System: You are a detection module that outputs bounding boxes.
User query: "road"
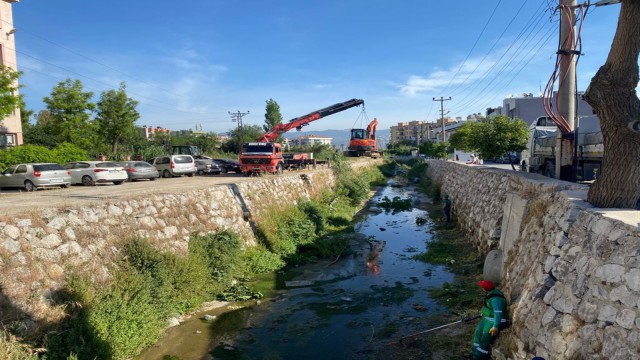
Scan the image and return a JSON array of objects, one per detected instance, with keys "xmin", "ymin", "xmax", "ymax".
[{"xmin": 0, "ymin": 158, "xmax": 377, "ymax": 217}]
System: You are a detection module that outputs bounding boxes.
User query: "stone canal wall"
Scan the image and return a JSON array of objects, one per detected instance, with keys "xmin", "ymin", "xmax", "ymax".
[
  {"xmin": 0, "ymin": 170, "xmax": 335, "ymax": 326},
  {"xmin": 427, "ymin": 160, "xmax": 640, "ymax": 360}
]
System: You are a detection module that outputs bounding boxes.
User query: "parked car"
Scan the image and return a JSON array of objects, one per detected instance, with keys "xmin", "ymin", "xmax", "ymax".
[
  {"xmin": 150, "ymin": 155, "xmax": 197, "ymax": 178},
  {"xmin": 64, "ymin": 161, "xmax": 128, "ymax": 186},
  {"xmin": 213, "ymin": 159, "xmax": 241, "ymax": 173},
  {"xmin": 0, "ymin": 163, "xmax": 71, "ymax": 191},
  {"xmin": 117, "ymin": 161, "xmax": 159, "ymax": 181},
  {"xmin": 195, "ymin": 159, "xmax": 223, "ymax": 175}
]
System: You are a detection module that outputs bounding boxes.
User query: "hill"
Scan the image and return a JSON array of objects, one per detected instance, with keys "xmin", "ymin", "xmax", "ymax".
[{"xmin": 283, "ymin": 128, "xmax": 390, "ymax": 150}]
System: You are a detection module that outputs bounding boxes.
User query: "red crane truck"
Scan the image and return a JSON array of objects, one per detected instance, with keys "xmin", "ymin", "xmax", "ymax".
[{"xmin": 240, "ymin": 98, "xmax": 365, "ymax": 176}]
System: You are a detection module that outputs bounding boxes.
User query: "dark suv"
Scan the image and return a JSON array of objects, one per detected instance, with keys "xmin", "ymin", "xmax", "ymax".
[{"xmin": 213, "ymin": 159, "xmax": 241, "ymax": 173}]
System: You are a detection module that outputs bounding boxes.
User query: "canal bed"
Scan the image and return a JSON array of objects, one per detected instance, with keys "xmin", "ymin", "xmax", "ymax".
[{"xmin": 139, "ymin": 179, "xmax": 457, "ymax": 360}]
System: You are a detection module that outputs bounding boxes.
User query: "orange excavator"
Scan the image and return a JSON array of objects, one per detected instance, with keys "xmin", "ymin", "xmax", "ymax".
[{"xmin": 345, "ymin": 118, "xmax": 383, "ymax": 158}]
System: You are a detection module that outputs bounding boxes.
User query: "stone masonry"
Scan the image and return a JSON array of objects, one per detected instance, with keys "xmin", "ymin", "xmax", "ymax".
[
  {"xmin": 0, "ymin": 170, "xmax": 335, "ymax": 327},
  {"xmin": 427, "ymin": 160, "xmax": 640, "ymax": 360}
]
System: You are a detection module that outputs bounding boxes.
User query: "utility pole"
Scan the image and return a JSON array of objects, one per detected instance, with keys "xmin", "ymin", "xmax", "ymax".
[
  {"xmin": 556, "ymin": 0, "xmax": 577, "ymax": 180},
  {"xmin": 433, "ymin": 97, "xmax": 452, "ymax": 142},
  {"xmin": 229, "ymin": 110, "xmax": 250, "ymax": 158}
]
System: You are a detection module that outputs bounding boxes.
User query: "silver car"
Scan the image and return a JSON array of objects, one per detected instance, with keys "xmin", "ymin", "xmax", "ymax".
[
  {"xmin": 0, "ymin": 163, "xmax": 71, "ymax": 191},
  {"xmin": 150, "ymin": 155, "xmax": 196, "ymax": 178},
  {"xmin": 64, "ymin": 161, "xmax": 128, "ymax": 186}
]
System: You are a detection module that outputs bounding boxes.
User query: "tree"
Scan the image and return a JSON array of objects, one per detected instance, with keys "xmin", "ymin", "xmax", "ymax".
[
  {"xmin": 264, "ymin": 98, "xmax": 283, "ymax": 143},
  {"xmin": 221, "ymin": 125, "xmax": 264, "ymax": 154},
  {"xmin": 0, "ymin": 65, "xmax": 22, "ymax": 121},
  {"xmin": 19, "ymin": 97, "xmax": 34, "ymax": 130},
  {"xmin": 419, "ymin": 141, "xmax": 450, "ymax": 159},
  {"xmin": 448, "ymin": 116, "xmax": 528, "ymax": 170},
  {"xmin": 583, "ymin": 0, "xmax": 640, "ymax": 209},
  {"xmin": 43, "ymin": 79, "xmax": 95, "ymax": 147},
  {"xmin": 95, "ymin": 83, "xmax": 140, "ymax": 153},
  {"xmin": 23, "ymin": 110, "xmax": 57, "ymax": 147}
]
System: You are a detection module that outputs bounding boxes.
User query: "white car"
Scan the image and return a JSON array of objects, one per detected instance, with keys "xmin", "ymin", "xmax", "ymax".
[{"xmin": 64, "ymin": 161, "xmax": 128, "ymax": 186}]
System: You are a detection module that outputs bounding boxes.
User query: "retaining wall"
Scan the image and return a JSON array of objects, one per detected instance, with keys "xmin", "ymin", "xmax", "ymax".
[
  {"xmin": 427, "ymin": 160, "xmax": 640, "ymax": 360},
  {"xmin": 0, "ymin": 170, "xmax": 335, "ymax": 328}
]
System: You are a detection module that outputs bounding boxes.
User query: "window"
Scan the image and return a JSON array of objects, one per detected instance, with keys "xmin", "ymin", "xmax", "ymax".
[
  {"xmin": 15, "ymin": 165, "xmax": 27, "ymax": 174},
  {"xmin": 0, "ymin": 133, "xmax": 16, "ymax": 147}
]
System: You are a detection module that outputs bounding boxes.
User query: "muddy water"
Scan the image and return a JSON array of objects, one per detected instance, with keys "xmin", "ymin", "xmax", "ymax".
[{"xmin": 138, "ymin": 181, "xmax": 454, "ymax": 360}]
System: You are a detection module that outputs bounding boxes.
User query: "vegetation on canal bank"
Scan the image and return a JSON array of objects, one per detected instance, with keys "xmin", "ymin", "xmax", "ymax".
[{"xmin": 0, "ymin": 158, "xmax": 391, "ymax": 360}]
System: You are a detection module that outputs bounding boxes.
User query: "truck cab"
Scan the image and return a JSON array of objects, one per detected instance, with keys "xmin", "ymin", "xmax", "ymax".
[{"xmin": 240, "ymin": 142, "xmax": 284, "ymax": 176}]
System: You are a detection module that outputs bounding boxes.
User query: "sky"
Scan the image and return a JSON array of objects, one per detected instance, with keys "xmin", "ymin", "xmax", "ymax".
[{"xmin": 10, "ymin": 1, "xmax": 629, "ymax": 135}]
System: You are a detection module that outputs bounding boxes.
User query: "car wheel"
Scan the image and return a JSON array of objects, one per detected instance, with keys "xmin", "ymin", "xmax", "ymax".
[
  {"xmin": 163, "ymin": 170, "xmax": 172, "ymax": 178},
  {"xmin": 113, "ymin": 181, "xmax": 124, "ymax": 185},
  {"xmin": 276, "ymin": 163, "xmax": 283, "ymax": 175},
  {"xmin": 61, "ymin": 184, "xmax": 70, "ymax": 189},
  {"xmin": 187, "ymin": 172, "xmax": 195, "ymax": 177},
  {"xmin": 82, "ymin": 176, "xmax": 96, "ymax": 186},
  {"xmin": 24, "ymin": 180, "xmax": 36, "ymax": 192},
  {"xmin": 543, "ymin": 162, "xmax": 555, "ymax": 178},
  {"xmin": 220, "ymin": 168, "xmax": 228, "ymax": 174},
  {"xmin": 198, "ymin": 170, "xmax": 205, "ymax": 176}
]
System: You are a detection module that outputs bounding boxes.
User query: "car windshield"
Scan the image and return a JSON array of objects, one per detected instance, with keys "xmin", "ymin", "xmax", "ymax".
[
  {"xmin": 33, "ymin": 164, "xmax": 65, "ymax": 171},
  {"xmin": 135, "ymin": 162, "xmax": 152, "ymax": 168}
]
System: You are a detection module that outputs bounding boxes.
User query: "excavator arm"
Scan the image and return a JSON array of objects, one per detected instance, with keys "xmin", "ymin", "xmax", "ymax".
[
  {"xmin": 366, "ymin": 118, "xmax": 378, "ymax": 139},
  {"xmin": 257, "ymin": 98, "xmax": 364, "ymax": 142}
]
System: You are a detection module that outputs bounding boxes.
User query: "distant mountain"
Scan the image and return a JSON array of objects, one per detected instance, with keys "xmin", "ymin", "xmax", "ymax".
[{"xmin": 283, "ymin": 128, "xmax": 391, "ymax": 150}]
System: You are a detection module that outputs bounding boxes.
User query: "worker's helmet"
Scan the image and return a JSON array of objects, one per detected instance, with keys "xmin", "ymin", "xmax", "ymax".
[{"xmin": 477, "ymin": 280, "xmax": 495, "ymax": 291}]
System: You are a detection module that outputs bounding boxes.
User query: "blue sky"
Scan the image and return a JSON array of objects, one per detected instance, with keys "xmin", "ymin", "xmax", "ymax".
[{"xmin": 12, "ymin": 1, "xmax": 627, "ymax": 134}]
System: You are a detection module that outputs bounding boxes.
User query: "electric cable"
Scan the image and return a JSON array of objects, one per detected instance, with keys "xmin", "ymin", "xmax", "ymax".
[
  {"xmin": 442, "ymin": 0, "xmax": 504, "ymax": 92},
  {"xmin": 2, "ymin": 18, "xmax": 190, "ymax": 100}
]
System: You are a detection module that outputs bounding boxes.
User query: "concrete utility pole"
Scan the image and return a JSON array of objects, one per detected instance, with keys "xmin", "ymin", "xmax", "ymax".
[
  {"xmin": 229, "ymin": 110, "xmax": 250, "ymax": 158},
  {"xmin": 433, "ymin": 97, "xmax": 452, "ymax": 142},
  {"xmin": 556, "ymin": 0, "xmax": 577, "ymax": 180}
]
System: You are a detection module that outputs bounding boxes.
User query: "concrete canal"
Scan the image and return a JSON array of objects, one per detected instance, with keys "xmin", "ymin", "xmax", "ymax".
[{"xmin": 139, "ymin": 179, "xmax": 459, "ymax": 360}]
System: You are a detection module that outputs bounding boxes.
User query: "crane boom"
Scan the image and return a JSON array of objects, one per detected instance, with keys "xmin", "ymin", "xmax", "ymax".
[{"xmin": 257, "ymin": 98, "xmax": 365, "ymax": 142}]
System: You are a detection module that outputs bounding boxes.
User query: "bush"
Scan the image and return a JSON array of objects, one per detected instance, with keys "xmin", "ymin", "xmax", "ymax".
[
  {"xmin": 121, "ymin": 238, "xmax": 212, "ymax": 314},
  {"xmin": 0, "ymin": 144, "xmax": 56, "ymax": 170},
  {"xmin": 189, "ymin": 231, "xmax": 244, "ymax": 286},
  {"xmin": 52, "ymin": 143, "xmax": 89, "ymax": 164},
  {"xmin": 89, "ymin": 269, "xmax": 165, "ymax": 360},
  {"xmin": 242, "ymin": 246, "xmax": 285, "ymax": 273}
]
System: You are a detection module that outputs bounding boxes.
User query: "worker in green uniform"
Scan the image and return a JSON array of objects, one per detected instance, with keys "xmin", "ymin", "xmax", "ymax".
[{"xmin": 471, "ymin": 280, "xmax": 509, "ymax": 360}]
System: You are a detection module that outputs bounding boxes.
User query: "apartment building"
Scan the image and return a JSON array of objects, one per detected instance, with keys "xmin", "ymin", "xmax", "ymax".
[
  {"xmin": 290, "ymin": 135, "xmax": 333, "ymax": 147},
  {"xmin": 141, "ymin": 125, "xmax": 172, "ymax": 140},
  {"xmin": 0, "ymin": 0, "xmax": 21, "ymax": 148},
  {"xmin": 390, "ymin": 121, "xmax": 439, "ymax": 145}
]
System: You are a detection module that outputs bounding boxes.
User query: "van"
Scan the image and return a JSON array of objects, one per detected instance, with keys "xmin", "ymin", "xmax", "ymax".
[{"xmin": 151, "ymin": 155, "xmax": 196, "ymax": 178}]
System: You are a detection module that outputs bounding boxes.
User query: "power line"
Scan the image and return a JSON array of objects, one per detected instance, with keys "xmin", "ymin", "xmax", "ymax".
[
  {"xmin": 2, "ymin": 18, "xmax": 189, "ymax": 100},
  {"xmin": 8, "ymin": 45, "xmax": 213, "ymax": 114},
  {"xmin": 229, "ymin": 110, "xmax": 250, "ymax": 156},
  {"xmin": 450, "ymin": 16, "xmax": 556, "ymax": 113},
  {"xmin": 448, "ymin": 7, "xmax": 555, "ymax": 114},
  {"xmin": 433, "ymin": 97, "xmax": 451, "ymax": 142},
  {"xmin": 442, "ymin": 0, "xmax": 504, "ymax": 93}
]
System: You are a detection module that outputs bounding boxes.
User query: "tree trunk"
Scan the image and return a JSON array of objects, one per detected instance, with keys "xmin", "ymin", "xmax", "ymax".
[{"xmin": 583, "ymin": 0, "xmax": 640, "ymax": 209}]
